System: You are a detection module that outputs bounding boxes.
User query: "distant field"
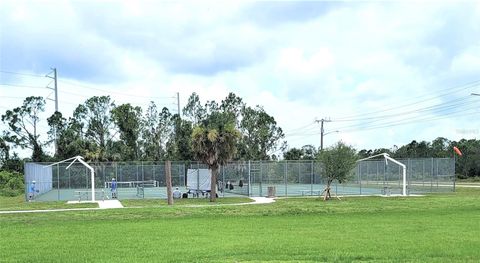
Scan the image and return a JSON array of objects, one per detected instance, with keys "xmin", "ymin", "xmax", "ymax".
[{"xmin": 1, "ymin": 189, "xmax": 479, "ymax": 262}]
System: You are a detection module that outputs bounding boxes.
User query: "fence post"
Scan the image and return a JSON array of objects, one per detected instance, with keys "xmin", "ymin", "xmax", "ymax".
[
  {"xmin": 142, "ymin": 161, "xmax": 144, "ymax": 184},
  {"xmin": 452, "ymin": 157, "xmax": 456, "ymax": 192},
  {"xmin": 166, "ymin": 160, "xmax": 173, "ymax": 205},
  {"xmin": 259, "ymin": 161, "xmax": 263, "ymax": 197},
  {"xmin": 311, "ymin": 161, "xmax": 313, "ymax": 195},
  {"xmin": 222, "ymin": 164, "xmax": 225, "ymax": 197},
  {"xmin": 422, "ymin": 159, "xmax": 425, "ymax": 187},
  {"xmin": 298, "ymin": 162, "xmax": 300, "ymax": 184},
  {"xmin": 358, "ymin": 162, "xmax": 362, "ymax": 195},
  {"xmin": 284, "ymin": 161, "xmax": 288, "ymax": 197},
  {"xmin": 248, "ymin": 161, "xmax": 251, "ymax": 197},
  {"xmin": 57, "ymin": 164, "xmax": 60, "ymax": 201},
  {"xmin": 430, "ymin": 157, "xmax": 433, "ymax": 192}
]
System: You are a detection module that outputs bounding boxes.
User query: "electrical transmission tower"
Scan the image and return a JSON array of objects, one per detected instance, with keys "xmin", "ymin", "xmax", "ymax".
[{"xmin": 46, "ymin": 68, "xmax": 58, "ymax": 155}]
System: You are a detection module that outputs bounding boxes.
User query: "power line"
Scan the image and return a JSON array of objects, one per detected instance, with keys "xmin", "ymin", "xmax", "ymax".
[
  {"xmin": 0, "ymin": 70, "xmax": 45, "ymax": 78},
  {"xmin": 284, "ymin": 121, "xmax": 317, "ymax": 134},
  {"xmin": 339, "ymin": 107, "xmax": 479, "ymax": 133},
  {"xmin": 332, "ymin": 80, "xmax": 480, "ymax": 120},
  {"xmin": 285, "ymin": 99, "xmax": 480, "ymax": 137},
  {"xmin": 58, "ymin": 89, "xmax": 177, "ymax": 110},
  {"xmin": 0, "ymin": 96, "xmax": 30, "ymax": 99},
  {"xmin": 0, "ymin": 83, "xmax": 47, "ymax": 89},
  {"xmin": 332, "ymin": 96, "xmax": 474, "ymax": 122},
  {"xmin": 332, "ymin": 96, "xmax": 479, "ymax": 131},
  {"xmin": 59, "ymin": 79, "xmax": 176, "ymax": 100}
]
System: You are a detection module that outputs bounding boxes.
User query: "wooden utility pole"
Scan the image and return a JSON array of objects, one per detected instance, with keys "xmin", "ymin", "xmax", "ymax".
[
  {"xmin": 165, "ymin": 161, "xmax": 173, "ymax": 205},
  {"xmin": 315, "ymin": 118, "xmax": 331, "ymax": 150}
]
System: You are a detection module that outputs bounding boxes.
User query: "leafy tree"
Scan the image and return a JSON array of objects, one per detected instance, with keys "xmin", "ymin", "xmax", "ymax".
[
  {"xmin": 142, "ymin": 103, "xmax": 172, "ymax": 161},
  {"xmin": 47, "ymin": 111, "xmax": 64, "ymax": 157},
  {"xmin": 451, "ymin": 139, "xmax": 480, "ymax": 178},
  {"xmin": 239, "ymin": 106, "xmax": 285, "ymax": 160},
  {"xmin": 191, "ymin": 111, "xmax": 240, "ymax": 202},
  {"xmin": 48, "ymin": 112, "xmax": 93, "ymax": 160},
  {"xmin": 394, "ymin": 140, "xmax": 430, "ymax": 158},
  {"xmin": 301, "ymin": 145, "xmax": 318, "ymax": 160},
  {"xmin": 358, "ymin": 149, "xmax": 373, "ymax": 158},
  {"xmin": 1, "ymin": 153, "xmax": 24, "ymax": 174},
  {"xmin": 283, "ymin": 145, "xmax": 318, "ymax": 160},
  {"xmin": 431, "ymin": 137, "xmax": 450, "ymax": 158},
  {"xmin": 167, "ymin": 114, "xmax": 193, "ymax": 161},
  {"xmin": 0, "ymin": 136, "xmax": 10, "ymax": 168},
  {"xmin": 318, "ymin": 141, "xmax": 357, "ymax": 201},
  {"xmin": 220, "ymin": 92, "xmax": 245, "ymax": 125},
  {"xmin": 0, "ymin": 170, "xmax": 24, "ymax": 196},
  {"xmin": 1, "ymin": 96, "xmax": 47, "ymax": 161},
  {"xmin": 112, "ymin": 103, "xmax": 143, "ymax": 160},
  {"xmin": 73, "ymin": 96, "xmax": 115, "ymax": 161},
  {"xmin": 283, "ymin": 147, "xmax": 303, "ymax": 160},
  {"xmin": 183, "ymin": 92, "xmax": 206, "ymax": 125}
]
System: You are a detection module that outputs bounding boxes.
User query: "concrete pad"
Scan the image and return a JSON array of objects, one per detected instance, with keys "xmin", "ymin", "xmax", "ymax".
[
  {"xmin": 97, "ymin": 200, "xmax": 124, "ymax": 209},
  {"xmin": 67, "ymin": 200, "xmax": 96, "ymax": 204},
  {"xmin": 250, "ymin": 197, "xmax": 276, "ymax": 204}
]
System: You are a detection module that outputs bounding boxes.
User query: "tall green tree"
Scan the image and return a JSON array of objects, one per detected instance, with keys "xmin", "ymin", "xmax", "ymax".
[
  {"xmin": 0, "ymin": 136, "xmax": 10, "ymax": 168},
  {"xmin": 318, "ymin": 141, "xmax": 357, "ymax": 201},
  {"xmin": 142, "ymin": 103, "xmax": 173, "ymax": 161},
  {"xmin": 1, "ymin": 96, "xmax": 47, "ymax": 161},
  {"xmin": 183, "ymin": 92, "xmax": 206, "ymax": 125},
  {"xmin": 191, "ymin": 111, "xmax": 240, "ymax": 202},
  {"xmin": 283, "ymin": 147, "xmax": 303, "ymax": 160},
  {"xmin": 431, "ymin": 137, "xmax": 450, "ymax": 158},
  {"xmin": 73, "ymin": 96, "xmax": 115, "ymax": 161},
  {"xmin": 451, "ymin": 139, "xmax": 480, "ymax": 178},
  {"xmin": 167, "ymin": 114, "xmax": 193, "ymax": 161},
  {"xmin": 220, "ymin": 92, "xmax": 245, "ymax": 125},
  {"xmin": 301, "ymin": 145, "xmax": 318, "ymax": 160},
  {"xmin": 239, "ymin": 106, "xmax": 285, "ymax": 160},
  {"xmin": 48, "ymin": 112, "xmax": 92, "ymax": 160},
  {"xmin": 112, "ymin": 103, "xmax": 143, "ymax": 160}
]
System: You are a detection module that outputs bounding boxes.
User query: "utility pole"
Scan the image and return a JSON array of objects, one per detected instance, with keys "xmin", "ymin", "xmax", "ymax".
[
  {"xmin": 177, "ymin": 92, "xmax": 181, "ymax": 118},
  {"xmin": 46, "ymin": 68, "xmax": 58, "ymax": 155},
  {"xmin": 46, "ymin": 68, "xmax": 58, "ymax": 112},
  {"xmin": 316, "ymin": 118, "xmax": 331, "ymax": 151}
]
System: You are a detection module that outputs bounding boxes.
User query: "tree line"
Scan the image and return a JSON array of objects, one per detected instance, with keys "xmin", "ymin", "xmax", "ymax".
[
  {"xmin": 1, "ymin": 92, "xmax": 479, "ymax": 180},
  {"xmin": 0, "ymin": 92, "xmax": 285, "ymax": 168},
  {"xmin": 284, "ymin": 137, "xmax": 480, "ymax": 178}
]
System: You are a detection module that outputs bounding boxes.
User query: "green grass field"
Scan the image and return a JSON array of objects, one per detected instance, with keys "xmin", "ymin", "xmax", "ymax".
[
  {"xmin": 1, "ymin": 189, "xmax": 479, "ymax": 262},
  {"xmin": 0, "ymin": 196, "xmax": 98, "ymax": 211}
]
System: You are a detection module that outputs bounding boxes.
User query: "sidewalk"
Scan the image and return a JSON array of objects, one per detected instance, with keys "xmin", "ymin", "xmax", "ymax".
[{"xmin": 0, "ymin": 197, "xmax": 273, "ymax": 214}]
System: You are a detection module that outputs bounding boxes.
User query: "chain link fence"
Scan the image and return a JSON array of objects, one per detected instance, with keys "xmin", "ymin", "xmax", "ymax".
[
  {"xmin": 25, "ymin": 161, "xmax": 186, "ymax": 201},
  {"xmin": 25, "ymin": 158, "xmax": 455, "ymax": 201}
]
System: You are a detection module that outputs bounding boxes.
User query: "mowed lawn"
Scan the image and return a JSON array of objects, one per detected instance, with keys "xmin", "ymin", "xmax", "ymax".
[{"xmin": 1, "ymin": 190, "xmax": 480, "ymax": 262}]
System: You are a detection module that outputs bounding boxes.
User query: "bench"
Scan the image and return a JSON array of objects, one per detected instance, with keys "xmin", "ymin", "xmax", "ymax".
[
  {"xmin": 75, "ymin": 190, "xmax": 106, "ymax": 201},
  {"xmin": 300, "ymin": 190, "xmax": 323, "ymax": 196}
]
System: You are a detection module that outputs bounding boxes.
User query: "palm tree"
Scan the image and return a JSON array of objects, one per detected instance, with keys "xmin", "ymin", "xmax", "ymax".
[{"xmin": 191, "ymin": 112, "xmax": 240, "ymax": 202}]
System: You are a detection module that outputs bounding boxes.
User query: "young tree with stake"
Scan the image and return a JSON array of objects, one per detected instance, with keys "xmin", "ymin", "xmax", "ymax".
[{"xmin": 318, "ymin": 142, "xmax": 357, "ymax": 201}]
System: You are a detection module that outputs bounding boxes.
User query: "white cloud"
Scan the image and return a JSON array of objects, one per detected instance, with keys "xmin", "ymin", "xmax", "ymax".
[
  {"xmin": 2, "ymin": 0, "xmax": 480, "ymax": 158},
  {"xmin": 451, "ymin": 45, "xmax": 480, "ymax": 73}
]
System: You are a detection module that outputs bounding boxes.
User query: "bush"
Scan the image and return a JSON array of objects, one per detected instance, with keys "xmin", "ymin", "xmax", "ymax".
[{"xmin": 0, "ymin": 170, "xmax": 24, "ymax": 197}]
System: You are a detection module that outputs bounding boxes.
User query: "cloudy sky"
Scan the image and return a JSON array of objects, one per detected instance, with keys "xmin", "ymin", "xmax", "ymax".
[{"xmin": 1, "ymin": 0, "xmax": 480, "ymax": 157}]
